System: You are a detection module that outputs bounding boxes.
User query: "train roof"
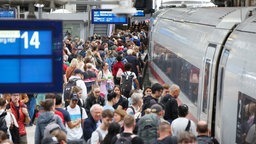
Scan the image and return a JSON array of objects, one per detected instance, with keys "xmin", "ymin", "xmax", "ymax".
[{"xmin": 157, "ymin": 7, "xmax": 256, "ymax": 29}]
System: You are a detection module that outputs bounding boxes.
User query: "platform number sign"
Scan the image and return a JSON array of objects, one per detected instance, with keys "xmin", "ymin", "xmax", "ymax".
[{"xmin": 0, "ymin": 20, "xmax": 63, "ymax": 93}]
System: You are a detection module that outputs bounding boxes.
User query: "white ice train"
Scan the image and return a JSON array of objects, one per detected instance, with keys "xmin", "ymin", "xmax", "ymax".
[{"xmin": 149, "ymin": 7, "xmax": 256, "ymax": 143}]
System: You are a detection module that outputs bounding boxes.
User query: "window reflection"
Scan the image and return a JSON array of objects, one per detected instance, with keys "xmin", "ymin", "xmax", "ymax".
[
  {"xmin": 236, "ymin": 92, "xmax": 256, "ymax": 144},
  {"xmin": 153, "ymin": 42, "xmax": 199, "ymax": 104}
]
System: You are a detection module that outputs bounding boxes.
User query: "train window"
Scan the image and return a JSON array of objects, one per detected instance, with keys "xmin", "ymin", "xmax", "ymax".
[
  {"xmin": 236, "ymin": 92, "xmax": 256, "ymax": 144},
  {"xmin": 153, "ymin": 42, "xmax": 199, "ymax": 104},
  {"xmin": 202, "ymin": 44, "xmax": 216, "ymax": 113},
  {"xmin": 202, "ymin": 59, "xmax": 211, "ymax": 113}
]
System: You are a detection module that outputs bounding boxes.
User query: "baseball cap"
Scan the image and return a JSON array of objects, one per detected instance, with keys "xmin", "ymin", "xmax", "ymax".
[
  {"xmin": 71, "ymin": 94, "xmax": 79, "ymax": 101},
  {"xmin": 150, "ymin": 104, "xmax": 163, "ymax": 113}
]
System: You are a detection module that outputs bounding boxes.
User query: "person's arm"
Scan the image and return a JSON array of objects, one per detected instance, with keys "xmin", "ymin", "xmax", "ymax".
[
  {"xmin": 134, "ymin": 78, "xmax": 140, "ymax": 90},
  {"xmin": 171, "ymin": 100, "xmax": 179, "ymax": 120},
  {"xmin": 96, "ymin": 52, "xmax": 103, "ymax": 62},
  {"xmin": 67, "ymin": 120, "xmax": 81, "ymax": 129},
  {"xmin": 56, "ymin": 116, "xmax": 67, "ymax": 133},
  {"xmin": 22, "ymin": 107, "xmax": 31, "ymax": 125}
]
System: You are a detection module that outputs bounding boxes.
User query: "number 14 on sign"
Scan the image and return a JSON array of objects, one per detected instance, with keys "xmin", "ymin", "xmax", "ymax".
[{"xmin": 20, "ymin": 31, "xmax": 40, "ymax": 49}]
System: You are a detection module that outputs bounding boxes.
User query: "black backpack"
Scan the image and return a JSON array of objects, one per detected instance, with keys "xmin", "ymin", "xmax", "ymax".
[
  {"xmin": 115, "ymin": 133, "xmax": 136, "ymax": 144},
  {"xmin": 121, "ymin": 72, "xmax": 134, "ymax": 97},
  {"xmin": 63, "ymin": 78, "xmax": 79, "ymax": 101},
  {"xmin": 0, "ymin": 112, "xmax": 8, "ymax": 134}
]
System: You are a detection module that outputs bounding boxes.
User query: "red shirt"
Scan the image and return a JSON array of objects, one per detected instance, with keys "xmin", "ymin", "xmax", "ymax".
[
  {"xmin": 55, "ymin": 110, "xmax": 65, "ymax": 125},
  {"xmin": 112, "ymin": 62, "xmax": 125, "ymax": 77}
]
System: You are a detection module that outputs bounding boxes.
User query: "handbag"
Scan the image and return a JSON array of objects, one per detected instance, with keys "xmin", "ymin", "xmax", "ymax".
[{"xmin": 10, "ymin": 114, "xmax": 20, "ymax": 144}]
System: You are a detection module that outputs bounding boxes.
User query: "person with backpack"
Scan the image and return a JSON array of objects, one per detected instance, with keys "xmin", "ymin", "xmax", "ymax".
[
  {"xmin": 160, "ymin": 84, "xmax": 180, "ymax": 124},
  {"xmin": 112, "ymin": 55, "xmax": 125, "ymax": 85},
  {"xmin": 35, "ymin": 99, "xmax": 66, "ymax": 144},
  {"xmin": 196, "ymin": 120, "xmax": 219, "ymax": 144},
  {"xmin": 97, "ymin": 63, "xmax": 114, "ymax": 97},
  {"xmin": 126, "ymin": 92, "xmax": 143, "ymax": 121},
  {"xmin": 137, "ymin": 111, "xmax": 160, "ymax": 144},
  {"xmin": 120, "ymin": 63, "xmax": 140, "ymax": 98},
  {"xmin": 125, "ymin": 49, "xmax": 141, "ymax": 78},
  {"xmin": 156, "ymin": 121, "xmax": 177, "ymax": 144},
  {"xmin": 141, "ymin": 83, "xmax": 163, "ymax": 116},
  {"xmin": 0, "ymin": 98, "xmax": 19, "ymax": 143},
  {"xmin": 111, "ymin": 115, "xmax": 144, "ymax": 144},
  {"xmin": 171, "ymin": 104, "xmax": 197, "ymax": 137},
  {"xmin": 65, "ymin": 94, "xmax": 87, "ymax": 143},
  {"xmin": 64, "ymin": 69, "xmax": 87, "ymax": 107}
]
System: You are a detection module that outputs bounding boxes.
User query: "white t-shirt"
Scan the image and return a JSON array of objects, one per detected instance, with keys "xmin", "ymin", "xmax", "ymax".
[
  {"xmin": 66, "ymin": 105, "xmax": 88, "ymax": 140},
  {"xmin": 121, "ymin": 71, "xmax": 137, "ymax": 89},
  {"xmin": 90, "ymin": 127, "xmax": 108, "ymax": 144},
  {"xmin": 171, "ymin": 117, "xmax": 197, "ymax": 136}
]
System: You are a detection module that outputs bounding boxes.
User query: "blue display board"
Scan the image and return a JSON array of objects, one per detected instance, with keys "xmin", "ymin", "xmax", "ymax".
[
  {"xmin": 0, "ymin": 20, "xmax": 63, "ymax": 93},
  {"xmin": 91, "ymin": 9, "xmax": 128, "ymax": 24},
  {"xmin": 134, "ymin": 10, "xmax": 145, "ymax": 17},
  {"xmin": 0, "ymin": 8, "xmax": 16, "ymax": 18}
]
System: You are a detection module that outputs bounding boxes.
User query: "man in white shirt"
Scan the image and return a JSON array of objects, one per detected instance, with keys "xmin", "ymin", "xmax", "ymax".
[
  {"xmin": 66, "ymin": 94, "xmax": 88, "ymax": 143},
  {"xmin": 90, "ymin": 109, "xmax": 113, "ymax": 144},
  {"xmin": 171, "ymin": 104, "xmax": 197, "ymax": 136}
]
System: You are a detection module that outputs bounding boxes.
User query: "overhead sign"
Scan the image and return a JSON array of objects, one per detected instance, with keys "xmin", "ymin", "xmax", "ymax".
[
  {"xmin": 133, "ymin": 10, "xmax": 145, "ymax": 17},
  {"xmin": 0, "ymin": 20, "xmax": 63, "ymax": 93},
  {"xmin": 0, "ymin": 8, "xmax": 16, "ymax": 18},
  {"xmin": 91, "ymin": 9, "xmax": 128, "ymax": 24}
]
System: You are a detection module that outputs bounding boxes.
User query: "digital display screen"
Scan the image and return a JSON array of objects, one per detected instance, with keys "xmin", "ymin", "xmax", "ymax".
[
  {"xmin": 91, "ymin": 9, "xmax": 128, "ymax": 24},
  {"xmin": 0, "ymin": 20, "xmax": 63, "ymax": 93},
  {"xmin": 0, "ymin": 8, "xmax": 16, "ymax": 18},
  {"xmin": 134, "ymin": 10, "xmax": 145, "ymax": 17}
]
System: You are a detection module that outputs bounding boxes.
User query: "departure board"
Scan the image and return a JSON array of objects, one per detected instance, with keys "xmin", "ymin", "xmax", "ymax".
[
  {"xmin": 91, "ymin": 9, "xmax": 128, "ymax": 24},
  {"xmin": 0, "ymin": 20, "xmax": 63, "ymax": 93},
  {"xmin": 133, "ymin": 10, "xmax": 145, "ymax": 17},
  {"xmin": 0, "ymin": 8, "xmax": 16, "ymax": 18}
]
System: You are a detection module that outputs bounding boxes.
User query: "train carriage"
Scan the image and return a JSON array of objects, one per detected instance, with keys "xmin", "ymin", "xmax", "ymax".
[{"xmin": 149, "ymin": 7, "xmax": 256, "ymax": 143}]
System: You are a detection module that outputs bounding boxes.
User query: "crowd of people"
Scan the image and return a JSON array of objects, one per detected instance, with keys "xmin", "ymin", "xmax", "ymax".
[{"xmin": 0, "ymin": 22, "xmax": 219, "ymax": 144}]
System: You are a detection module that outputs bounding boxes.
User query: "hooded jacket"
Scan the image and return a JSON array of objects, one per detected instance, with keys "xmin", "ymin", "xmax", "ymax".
[{"xmin": 34, "ymin": 111, "xmax": 66, "ymax": 144}]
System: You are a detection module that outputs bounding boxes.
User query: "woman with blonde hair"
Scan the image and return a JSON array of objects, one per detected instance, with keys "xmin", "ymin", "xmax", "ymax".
[
  {"xmin": 71, "ymin": 86, "xmax": 85, "ymax": 108},
  {"xmin": 65, "ymin": 58, "xmax": 78, "ymax": 80}
]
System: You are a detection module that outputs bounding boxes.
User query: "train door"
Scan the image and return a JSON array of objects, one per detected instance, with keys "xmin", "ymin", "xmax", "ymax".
[
  {"xmin": 200, "ymin": 44, "xmax": 216, "ymax": 123},
  {"xmin": 214, "ymin": 49, "xmax": 229, "ymax": 141}
]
